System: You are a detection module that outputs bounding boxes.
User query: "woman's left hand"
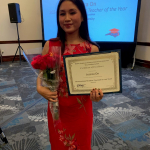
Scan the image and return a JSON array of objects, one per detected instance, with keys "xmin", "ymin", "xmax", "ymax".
[{"xmin": 90, "ymin": 88, "xmax": 104, "ymax": 102}]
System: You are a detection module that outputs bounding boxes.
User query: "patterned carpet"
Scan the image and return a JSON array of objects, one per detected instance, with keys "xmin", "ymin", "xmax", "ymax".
[{"xmin": 0, "ymin": 61, "xmax": 150, "ymax": 150}]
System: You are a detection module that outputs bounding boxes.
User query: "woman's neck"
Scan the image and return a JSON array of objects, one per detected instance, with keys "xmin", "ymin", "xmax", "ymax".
[{"xmin": 65, "ymin": 30, "xmax": 84, "ymax": 44}]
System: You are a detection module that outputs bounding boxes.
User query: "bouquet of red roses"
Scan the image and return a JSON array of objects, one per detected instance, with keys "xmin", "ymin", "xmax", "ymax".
[
  {"xmin": 24, "ymin": 46, "xmax": 61, "ymax": 121},
  {"xmin": 31, "ymin": 53, "xmax": 59, "ymax": 81}
]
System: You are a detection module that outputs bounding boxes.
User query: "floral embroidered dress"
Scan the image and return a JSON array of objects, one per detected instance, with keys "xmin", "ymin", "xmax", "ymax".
[{"xmin": 47, "ymin": 40, "xmax": 93, "ymax": 150}]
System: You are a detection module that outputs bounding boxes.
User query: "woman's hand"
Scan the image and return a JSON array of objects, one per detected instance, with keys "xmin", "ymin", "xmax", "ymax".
[
  {"xmin": 37, "ymin": 86, "xmax": 58, "ymax": 102},
  {"xmin": 90, "ymin": 88, "xmax": 104, "ymax": 102}
]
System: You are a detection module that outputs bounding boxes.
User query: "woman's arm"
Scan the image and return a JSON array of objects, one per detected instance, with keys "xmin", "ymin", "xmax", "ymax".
[
  {"xmin": 36, "ymin": 41, "xmax": 58, "ymax": 102},
  {"xmin": 90, "ymin": 44, "xmax": 104, "ymax": 102},
  {"xmin": 42, "ymin": 41, "xmax": 49, "ymax": 55}
]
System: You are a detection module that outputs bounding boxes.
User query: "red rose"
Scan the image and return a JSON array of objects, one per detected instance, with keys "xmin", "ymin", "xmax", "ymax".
[
  {"xmin": 31, "ymin": 53, "xmax": 61, "ymax": 70},
  {"xmin": 47, "ymin": 57, "xmax": 55, "ymax": 68},
  {"xmin": 33, "ymin": 55, "xmax": 42, "ymax": 61},
  {"xmin": 40, "ymin": 61, "xmax": 47, "ymax": 70},
  {"xmin": 31, "ymin": 60, "xmax": 40, "ymax": 69},
  {"xmin": 31, "ymin": 55, "xmax": 43, "ymax": 69},
  {"xmin": 31, "ymin": 55, "xmax": 47, "ymax": 70},
  {"xmin": 43, "ymin": 54, "xmax": 55, "ymax": 68}
]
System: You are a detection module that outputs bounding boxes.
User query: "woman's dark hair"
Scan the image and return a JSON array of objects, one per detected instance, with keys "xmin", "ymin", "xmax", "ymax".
[{"xmin": 52, "ymin": 0, "xmax": 99, "ymax": 54}]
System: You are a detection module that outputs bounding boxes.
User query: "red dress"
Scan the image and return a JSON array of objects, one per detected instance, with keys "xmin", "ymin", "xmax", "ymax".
[{"xmin": 47, "ymin": 40, "xmax": 93, "ymax": 150}]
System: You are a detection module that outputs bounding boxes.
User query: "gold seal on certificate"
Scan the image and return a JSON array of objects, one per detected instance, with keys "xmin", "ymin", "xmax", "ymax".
[{"xmin": 63, "ymin": 50, "xmax": 122, "ymax": 95}]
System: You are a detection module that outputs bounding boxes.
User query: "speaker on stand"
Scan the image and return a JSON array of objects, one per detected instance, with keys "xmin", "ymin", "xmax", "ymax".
[{"xmin": 8, "ymin": 3, "xmax": 24, "ymax": 65}]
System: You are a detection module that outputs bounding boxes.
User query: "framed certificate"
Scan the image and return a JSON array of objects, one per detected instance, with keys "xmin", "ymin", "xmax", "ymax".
[{"xmin": 63, "ymin": 50, "xmax": 122, "ymax": 95}]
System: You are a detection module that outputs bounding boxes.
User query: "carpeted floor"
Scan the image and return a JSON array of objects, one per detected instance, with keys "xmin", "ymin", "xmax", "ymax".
[{"xmin": 0, "ymin": 61, "xmax": 150, "ymax": 150}]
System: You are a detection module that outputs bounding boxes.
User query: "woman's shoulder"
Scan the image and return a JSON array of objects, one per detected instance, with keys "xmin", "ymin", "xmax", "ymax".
[
  {"xmin": 49, "ymin": 38, "xmax": 61, "ymax": 46},
  {"xmin": 42, "ymin": 38, "xmax": 61, "ymax": 55},
  {"xmin": 91, "ymin": 44, "xmax": 99, "ymax": 52},
  {"xmin": 44, "ymin": 38, "xmax": 61, "ymax": 46},
  {"xmin": 85, "ymin": 41, "xmax": 99, "ymax": 52}
]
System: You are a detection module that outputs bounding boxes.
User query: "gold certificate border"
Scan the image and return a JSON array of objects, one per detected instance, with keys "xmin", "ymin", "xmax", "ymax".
[{"xmin": 65, "ymin": 52, "xmax": 120, "ymax": 94}]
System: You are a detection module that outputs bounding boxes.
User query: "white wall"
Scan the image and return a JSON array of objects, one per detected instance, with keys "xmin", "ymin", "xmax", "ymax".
[
  {"xmin": 136, "ymin": 0, "xmax": 150, "ymax": 61},
  {"xmin": 0, "ymin": 0, "xmax": 150, "ymax": 61},
  {"xmin": 0, "ymin": 0, "xmax": 42, "ymax": 56}
]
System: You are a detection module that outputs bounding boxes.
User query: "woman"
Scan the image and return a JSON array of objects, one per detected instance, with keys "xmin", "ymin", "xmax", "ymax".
[{"xmin": 37, "ymin": 0, "xmax": 104, "ymax": 149}]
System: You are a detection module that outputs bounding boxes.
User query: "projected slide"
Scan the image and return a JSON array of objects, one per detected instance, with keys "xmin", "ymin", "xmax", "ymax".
[{"xmin": 42, "ymin": 0, "xmax": 139, "ymax": 42}]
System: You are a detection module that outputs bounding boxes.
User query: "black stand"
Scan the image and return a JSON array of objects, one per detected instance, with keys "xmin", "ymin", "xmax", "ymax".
[
  {"xmin": 0, "ymin": 127, "xmax": 8, "ymax": 144},
  {"xmin": 12, "ymin": 23, "xmax": 24, "ymax": 65}
]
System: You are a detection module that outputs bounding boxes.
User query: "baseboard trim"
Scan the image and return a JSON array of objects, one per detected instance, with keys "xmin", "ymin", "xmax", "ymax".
[
  {"xmin": 2, "ymin": 55, "xmax": 26, "ymax": 62},
  {"xmin": 0, "ymin": 40, "xmax": 43, "ymax": 44},
  {"xmin": 1, "ymin": 56, "xmax": 150, "ymax": 69},
  {"xmin": 2, "ymin": 56, "xmax": 150, "ymax": 67},
  {"xmin": 135, "ymin": 59, "xmax": 150, "ymax": 68},
  {"xmin": 137, "ymin": 42, "xmax": 150, "ymax": 46}
]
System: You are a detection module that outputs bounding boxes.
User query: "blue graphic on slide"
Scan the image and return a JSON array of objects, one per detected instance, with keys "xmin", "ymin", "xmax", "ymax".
[{"xmin": 41, "ymin": 0, "xmax": 139, "ymax": 42}]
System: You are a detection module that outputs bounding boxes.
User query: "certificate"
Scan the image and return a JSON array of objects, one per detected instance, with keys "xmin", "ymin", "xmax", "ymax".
[{"xmin": 63, "ymin": 50, "xmax": 122, "ymax": 95}]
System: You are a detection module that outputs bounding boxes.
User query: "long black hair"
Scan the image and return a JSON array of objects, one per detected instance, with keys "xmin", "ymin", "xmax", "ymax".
[{"xmin": 54, "ymin": 0, "xmax": 99, "ymax": 53}]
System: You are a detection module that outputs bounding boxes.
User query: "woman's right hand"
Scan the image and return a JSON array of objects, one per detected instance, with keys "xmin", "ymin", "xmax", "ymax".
[{"xmin": 37, "ymin": 86, "xmax": 58, "ymax": 102}]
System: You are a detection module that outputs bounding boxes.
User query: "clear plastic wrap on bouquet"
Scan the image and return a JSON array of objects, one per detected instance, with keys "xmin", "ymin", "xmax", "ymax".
[{"xmin": 23, "ymin": 46, "xmax": 61, "ymax": 123}]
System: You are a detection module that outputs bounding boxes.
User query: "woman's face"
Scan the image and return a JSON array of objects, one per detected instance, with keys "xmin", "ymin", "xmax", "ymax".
[{"xmin": 59, "ymin": 0, "xmax": 83, "ymax": 34}]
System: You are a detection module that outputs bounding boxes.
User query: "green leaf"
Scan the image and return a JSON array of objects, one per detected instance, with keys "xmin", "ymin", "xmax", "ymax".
[
  {"xmin": 77, "ymin": 98, "xmax": 82, "ymax": 104},
  {"xmin": 66, "ymin": 143, "xmax": 70, "ymax": 147},
  {"xmin": 43, "ymin": 71, "xmax": 47, "ymax": 79},
  {"xmin": 69, "ymin": 134, "xmax": 71, "ymax": 140},
  {"xmin": 66, "ymin": 137, "xmax": 69, "ymax": 140},
  {"xmin": 72, "ymin": 134, "xmax": 75, "ymax": 140},
  {"xmin": 79, "ymin": 105, "xmax": 83, "ymax": 109}
]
